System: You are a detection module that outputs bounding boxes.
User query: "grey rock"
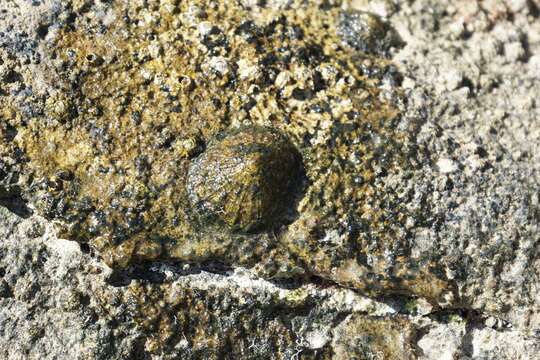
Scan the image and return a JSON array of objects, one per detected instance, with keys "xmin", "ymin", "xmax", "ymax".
[{"xmin": 0, "ymin": 0, "xmax": 539, "ymax": 359}]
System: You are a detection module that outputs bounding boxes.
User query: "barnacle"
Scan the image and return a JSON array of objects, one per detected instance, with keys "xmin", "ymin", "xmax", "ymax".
[
  {"xmin": 338, "ymin": 10, "xmax": 402, "ymax": 55},
  {"xmin": 187, "ymin": 126, "xmax": 304, "ymax": 232}
]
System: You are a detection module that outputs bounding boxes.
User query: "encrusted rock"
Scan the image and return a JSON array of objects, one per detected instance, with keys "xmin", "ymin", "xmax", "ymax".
[{"xmin": 0, "ymin": 0, "xmax": 450, "ymax": 302}]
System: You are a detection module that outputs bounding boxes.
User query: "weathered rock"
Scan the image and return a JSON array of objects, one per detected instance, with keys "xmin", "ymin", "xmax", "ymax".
[{"xmin": 0, "ymin": 0, "xmax": 539, "ymax": 358}]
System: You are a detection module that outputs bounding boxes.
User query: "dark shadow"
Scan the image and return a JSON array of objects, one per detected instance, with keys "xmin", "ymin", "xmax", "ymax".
[
  {"xmin": 105, "ymin": 260, "xmax": 232, "ymax": 287},
  {"xmin": 0, "ymin": 192, "xmax": 32, "ymax": 218},
  {"xmin": 199, "ymin": 260, "xmax": 233, "ymax": 275},
  {"xmin": 105, "ymin": 270, "xmax": 133, "ymax": 287},
  {"xmin": 270, "ymin": 274, "xmax": 338, "ymax": 291}
]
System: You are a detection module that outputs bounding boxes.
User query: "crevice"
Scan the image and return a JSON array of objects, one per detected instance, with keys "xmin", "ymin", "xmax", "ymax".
[
  {"xmin": 105, "ymin": 260, "xmax": 232, "ymax": 287},
  {"xmin": 270, "ymin": 274, "xmax": 338, "ymax": 291},
  {"xmin": 0, "ymin": 191, "xmax": 32, "ymax": 218}
]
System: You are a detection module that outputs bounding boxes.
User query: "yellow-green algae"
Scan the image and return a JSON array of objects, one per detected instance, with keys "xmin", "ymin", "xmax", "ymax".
[
  {"xmin": 332, "ymin": 314, "xmax": 417, "ymax": 359},
  {"xmin": 1, "ymin": 0, "xmax": 454, "ymax": 304}
]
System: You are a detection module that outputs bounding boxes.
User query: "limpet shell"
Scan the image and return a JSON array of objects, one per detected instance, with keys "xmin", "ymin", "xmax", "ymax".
[{"xmin": 186, "ymin": 126, "xmax": 304, "ymax": 232}]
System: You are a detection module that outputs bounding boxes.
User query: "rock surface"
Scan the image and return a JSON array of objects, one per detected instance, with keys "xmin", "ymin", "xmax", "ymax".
[{"xmin": 0, "ymin": 0, "xmax": 539, "ymax": 359}]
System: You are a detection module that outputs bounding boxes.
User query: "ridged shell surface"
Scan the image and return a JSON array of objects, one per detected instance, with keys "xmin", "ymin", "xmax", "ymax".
[{"xmin": 187, "ymin": 126, "xmax": 304, "ymax": 232}]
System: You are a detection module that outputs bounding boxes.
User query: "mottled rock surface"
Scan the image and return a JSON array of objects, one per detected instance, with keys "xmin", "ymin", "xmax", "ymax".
[{"xmin": 0, "ymin": 0, "xmax": 539, "ymax": 359}]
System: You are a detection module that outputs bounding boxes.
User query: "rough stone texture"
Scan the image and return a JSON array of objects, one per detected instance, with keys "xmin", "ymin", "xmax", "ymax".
[
  {"xmin": 2, "ymin": 207, "xmax": 540, "ymax": 359},
  {"xmin": 392, "ymin": 0, "xmax": 540, "ymax": 332},
  {"xmin": 1, "ymin": 0, "xmax": 539, "ymax": 359}
]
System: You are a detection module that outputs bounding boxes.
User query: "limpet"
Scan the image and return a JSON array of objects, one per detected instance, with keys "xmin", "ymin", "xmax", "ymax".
[{"xmin": 186, "ymin": 126, "xmax": 304, "ymax": 232}]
